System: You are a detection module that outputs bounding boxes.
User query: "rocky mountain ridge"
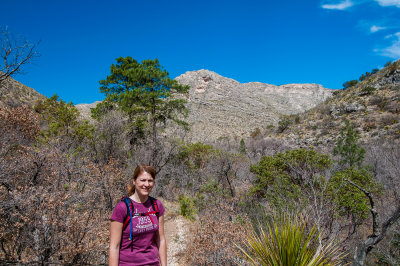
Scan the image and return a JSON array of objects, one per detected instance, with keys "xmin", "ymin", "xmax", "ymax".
[
  {"xmin": 1, "ymin": 70, "xmax": 334, "ymax": 143},
  {"xmin": 175, "ymin": 69, "xmax": 333, "ymax": 141}
]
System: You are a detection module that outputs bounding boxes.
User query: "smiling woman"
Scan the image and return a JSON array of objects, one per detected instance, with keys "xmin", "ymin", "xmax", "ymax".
[{"xmin": 109, "ymin": 165, "xmax": 166, "ymax": 266}]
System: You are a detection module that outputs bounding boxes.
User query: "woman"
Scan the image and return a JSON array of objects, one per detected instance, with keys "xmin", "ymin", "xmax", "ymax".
[{"xmin": 109, "ymin": 165, "xmax": 167, "ymax": 266}]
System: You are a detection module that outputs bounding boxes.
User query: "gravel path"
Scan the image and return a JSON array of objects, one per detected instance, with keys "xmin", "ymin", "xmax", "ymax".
[{"xmin": 165, "ymin": 216, "xmax": 189, "ymax": 265}]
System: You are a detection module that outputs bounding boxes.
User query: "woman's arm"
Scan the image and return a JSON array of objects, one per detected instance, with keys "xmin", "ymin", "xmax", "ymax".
[
  {"xmin": 109, "ymin": 221, "xmax": 123, "ymax": 266},
  {"xmin": 157, "ymin": 215, "xmax": 167, "ymax": 266}
]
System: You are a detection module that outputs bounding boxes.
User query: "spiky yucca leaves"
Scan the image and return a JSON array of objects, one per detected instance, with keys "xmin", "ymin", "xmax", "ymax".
[{"xmin": 238, "ymin": 216, "xmax": 345, "ymax": 266}]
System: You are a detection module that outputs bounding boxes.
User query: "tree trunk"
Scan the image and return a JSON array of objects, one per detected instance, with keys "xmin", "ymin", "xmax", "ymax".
[
  {"xmin": 352, "ymin": 244, "xmax": 368, "ymax": 266},
  {"xmin": 346, "ymin": 179, "xmax": 400, "ymax": 265},
  {"xmin": 151, "ymin": 98, "xmax": 157, "ymax": 166}
]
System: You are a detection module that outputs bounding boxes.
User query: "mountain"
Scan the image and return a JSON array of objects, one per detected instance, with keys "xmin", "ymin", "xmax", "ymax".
[
  {"xmin": 0, "ymin": 76, "xmax": 45, "ymax": 108},
  {"xmin": 175, "ymin": 70, "xmax": 334, "ymax": 142},
  {"xmin": 1, "ymin": 70, "xmax": 334, "ymax": 143}
]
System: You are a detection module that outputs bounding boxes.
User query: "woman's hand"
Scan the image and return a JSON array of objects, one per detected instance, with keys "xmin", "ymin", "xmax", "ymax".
[{"xmin": 109, "ymin": 221, "xmax": 123, "ymax": 266}]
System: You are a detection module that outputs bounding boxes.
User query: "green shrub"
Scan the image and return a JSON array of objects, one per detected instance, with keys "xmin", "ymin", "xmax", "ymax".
[
  {"xmin": 360, "ymin": 86, "xmax": 376, "ymax": 95},
  {"xmin": 343, "ymin": 80, "xmax": 358, "ymax": 89},
  {"xmin": 239, "ymin": 138, "xmax": 247, "ymax": 154},
  {"xmin": 327, "ymin": 167, "xmax": 382, "ymax": 222},
  {"xmin": 177, "ymin": 142, "xmax": 215, "ymax": 169},
  {"xmin": 178, "ymin": 194, "xmax": 197, "ymax": 220},
  {"xmin": 237, "ymin": 215, "xmax": 344, "ymax": 266},
  {"xmin": 294, "ymin": 115, "xmax": 301, "ymax": 124},
  {"xmin": 384, "ymin": 60, "xmax": 392, "ymax": 67},
  {"xmin": 332, "ymin": 90, "xmax": 341, "ymax": 96},
  {"xmin": 249, "ymin": 149, "xmax": 332, "ymax": 212},
  {"xmin": 277, "ymin": 115, "xmax": 291, "ymax": 133}
]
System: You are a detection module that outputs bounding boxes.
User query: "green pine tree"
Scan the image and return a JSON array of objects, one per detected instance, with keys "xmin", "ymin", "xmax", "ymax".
[
  {"xmin": 333, "ymin": 120, "xmax": 365, "ymax": 168},
  {"xmin": 98, "ymin": 57, "xmax": 189, "ymax": 164},
  {"xmin": 239, "ymin": 138, "xmax": 246, "ymax": 154}
]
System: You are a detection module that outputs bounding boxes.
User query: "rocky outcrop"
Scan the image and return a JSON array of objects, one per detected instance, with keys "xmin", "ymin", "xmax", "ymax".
[{"xmin": 176, "ymin": 70, "xmax": 334, "ymax": 142}]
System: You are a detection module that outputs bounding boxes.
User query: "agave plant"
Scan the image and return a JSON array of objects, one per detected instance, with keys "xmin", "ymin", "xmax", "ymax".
[{"xmin": 237, "ymin": 215, "xmax": 345, "ymax": 266}]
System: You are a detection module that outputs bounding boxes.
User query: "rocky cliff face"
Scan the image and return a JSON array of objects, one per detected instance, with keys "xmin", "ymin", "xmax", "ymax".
[{"xmin": 175, "ymin": 70, "xmax": 333, "ymax": 142}]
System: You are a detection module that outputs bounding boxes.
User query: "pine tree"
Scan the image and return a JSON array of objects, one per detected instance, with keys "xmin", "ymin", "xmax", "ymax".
[
  {"xmin": 239, "ymin": 138, "xmax": 246, "ymax": 154},
  {"xmin": 99, "ymin": 57, "xmax": 189, "ymax": 164},
  {"xmin": 333, "ymin": 120, "xmax": 365, "ymax": 168}
]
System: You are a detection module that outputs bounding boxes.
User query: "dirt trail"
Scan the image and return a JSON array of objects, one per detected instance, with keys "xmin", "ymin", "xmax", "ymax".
[{"xmin": 162, "ymin": 199, "xmax": 192, "ymax": 266}]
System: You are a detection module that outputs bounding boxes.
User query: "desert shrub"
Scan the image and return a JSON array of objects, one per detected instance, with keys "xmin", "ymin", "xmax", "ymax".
[
  {"xmin": 277, "ymin": 115, "xmax": 291, "ymax": 133},
  {"xmin": 384, "ymin": 60, "xmax": 392, "ymax": 68},
  {"xmin": 384, "ymin": 100, "xmax": 400, "ymax": 114},
  {"xmin": 247, "ymin": 137, "xmax": 290, "ymax": 158},
  {"xmin": 184, "ymin": 204, "xmax": 250, "ymax": 265},
  {"xmin": 343, "ymin": 79, "xmax": 358, "ymax": 89},
  {"xmin": 250, "ymin": 127, "xmax": 262, "ymax": 138},
  {"xmin": 327, "ymin": 167, "xmax": 382, "ymax": 223},
  {"xmin": 360, "ymin": 86, "xmax": 377, "ymax": 95},
  {"xmin": 237, "ymin": 199, "xmax": 269, "ymax": 228},
  {"xmin": 332, "ymin": 90, "xmax": 341, "ymax": 96},
  {"xmin": 90, "ymin": 110, "xmax": 130, "ymax": 164},
  {"xmin": 294, "ymin": 115, "xmax": 301, "ymax": 124},
  {"xmin": 0, "ymin": 144, "xmax": 120, "ymax": 265},
  {"xmin": 238, "ymin": 215, "xmax": 344, "ymax": 266},
  {"xmin": 239, "ymin": 138, "xmax": 247, "ymax": 154},
  {"xmin": 176, "ymin": 142, "xmax": 216, "ymax": 170},
  {"xmin": 359, "ymin": 70, "xmax": 378, "ymax": 82},
  {"xmin": 0, "ymin": 106, "xmax": 39, "ymax": 146},
  {"xmin": 363, "ymin": 121, "xmax": 377, "ymax": 132},
  {"xmin": 316, "ymin": 104, "xmax": 332, "ymax": 116},
  {"xmin": 369, "ymin": 95, "xmax": 388, "ymax": 111},
  {"xmin": 362, "ymin": 115, "xmax": 377, "ymax": 132},
  {"xmin": 379, "ymin": 114, "xmax": 399, "ymax": 127},
  {"xmin": 178, "ymin": 194, "xmax": 197, "ymax": 220},
  {"xmin": 318, "ymin": 128, "xmax": 330, "ymax": 137},
  {"xmin": 373, "ymin": 222, "xmax": 400, "ymax": 265},
  {"xmin": 90, "ymin": 100, "xmax": 116, "ymax": 120},
  {"xmin": 324, "ymin": 118, "xmax": 336, "ymax": 129},
  {"xmin": 249, "ymin": 149, "xmax": 332, "ymax": 212}
]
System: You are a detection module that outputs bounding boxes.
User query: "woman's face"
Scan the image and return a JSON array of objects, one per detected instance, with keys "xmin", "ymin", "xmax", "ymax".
[{"xmin": 133, "ymin": 171, "xmax": 154, "ymax": 197}]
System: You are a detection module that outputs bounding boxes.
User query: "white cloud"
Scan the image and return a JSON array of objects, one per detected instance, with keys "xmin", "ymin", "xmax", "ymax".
[
  {"xmin": 322, "ymin": 0, "xmax": 354, "ymax": 9},
  {"xmin": 370, "ymin": 25, "xmax": 386, "ymax": 32},
  {"xmin": 375, "ymin": 0, "xmax": 400, "ymax": 7},
  {"xmin": 378, "ymin": 32, "xmax": 400, "ymax": 58}
]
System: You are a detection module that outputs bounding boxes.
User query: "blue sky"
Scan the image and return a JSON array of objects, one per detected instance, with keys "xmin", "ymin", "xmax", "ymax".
[{"xmin": 1, "ymin": 0, "xmax": 400, "ymax": 104}]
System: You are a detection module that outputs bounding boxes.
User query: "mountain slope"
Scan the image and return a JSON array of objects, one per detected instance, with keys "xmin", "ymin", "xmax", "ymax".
[
  {"xmin": 0, "ymin": 76, "xmax": 45, "ymax": 108},
  {"xmin": 269, "ymin": 60, "xmax": 400, "ymax": 147},
  {"xmin": 176, "ymin": 69, "xmax": 333, "ymax": 142}
]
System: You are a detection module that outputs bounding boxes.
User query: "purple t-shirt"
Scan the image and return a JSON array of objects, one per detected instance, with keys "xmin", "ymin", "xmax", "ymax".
[{"xmin": 110, "ymin": 197, "xmax": 165, "ymax": 266}]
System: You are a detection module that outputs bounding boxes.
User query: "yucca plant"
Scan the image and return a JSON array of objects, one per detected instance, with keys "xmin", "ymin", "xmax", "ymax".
[{"xmin": 237, "ymin": 215, "xmax": 345, "ymax": 266}]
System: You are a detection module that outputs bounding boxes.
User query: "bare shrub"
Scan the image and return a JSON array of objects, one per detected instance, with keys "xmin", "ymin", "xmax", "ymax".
[
  {"xmin": 0, "ymin": 107, "xmax": 124, "ymax": 264},
  {"xmin": 385, "ymin": 100, "xmax": 400, "ymax": 113},
  {"xmin": 369, "ymin": 95, "xmax": 389, "ymax": 111},
  {"xmin": 183, "ymin": 203, "xmax": 250, "ymax": 265},
  {"xmin": 246, "ymin": 137, "xmax": 290, "ymax": 158},
  {"xmin": 378, "ymin": 114, "xmax": 399, "ymax": 127},
  {"xmin": 0, "ymin": 106, "xmax": 39, "ymax": 147},
  {"xmin": 90, "ymin": 110, "xmax": 130, "ymax": 165}
]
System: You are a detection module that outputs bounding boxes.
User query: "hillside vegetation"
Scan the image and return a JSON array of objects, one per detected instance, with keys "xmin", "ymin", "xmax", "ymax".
[
  {"xmin": 251, "ymin": 60, "xmax": 400, "ymax": 150},
  {"xmin": 0, "ymin": 59, "xmax": 399, "ymax": 265}
]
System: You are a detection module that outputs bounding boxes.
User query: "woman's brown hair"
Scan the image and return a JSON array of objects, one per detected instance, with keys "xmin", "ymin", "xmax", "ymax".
[{"xmin": 127, "ymin": 165, "xmax": 156, "ymax": 196}]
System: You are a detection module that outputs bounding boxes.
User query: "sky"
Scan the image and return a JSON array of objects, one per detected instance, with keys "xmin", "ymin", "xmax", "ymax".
[{"xmin": 1, "ymin": 0, "xmax": 400, "ymax": 104}]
